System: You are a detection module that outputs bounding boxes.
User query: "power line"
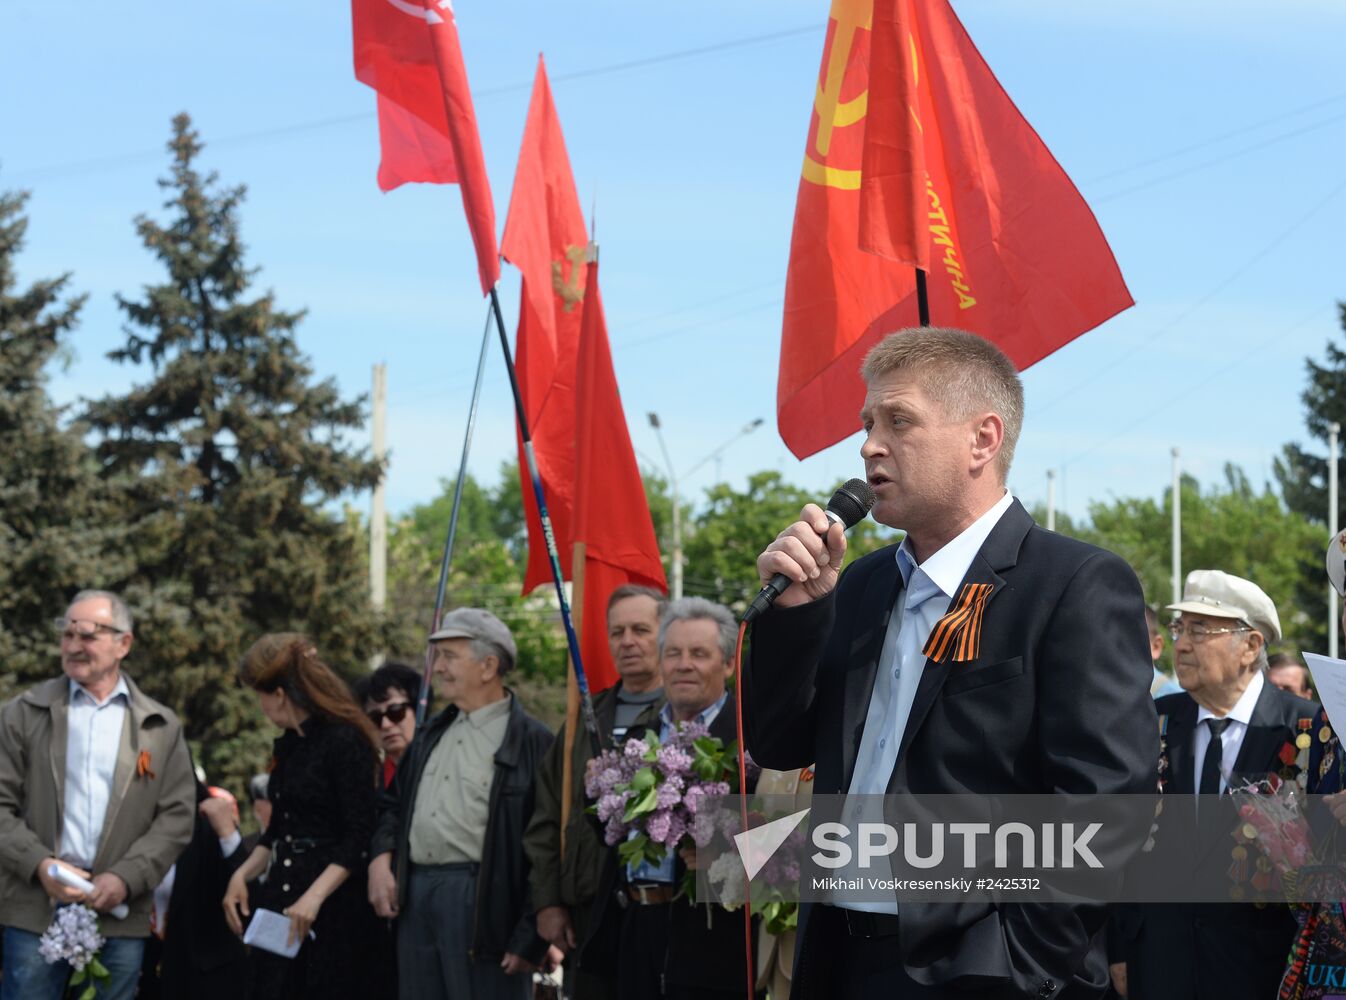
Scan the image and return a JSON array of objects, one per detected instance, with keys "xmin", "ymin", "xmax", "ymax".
[
  {"xmin": 1093, "ymin": 111, "xmax": 1346, "ymax": 203},
  {"xmin": 1033, "ymin": 176, "xmax": 1346, "ymax": 419},
  {"xmin": 1058, "ymin": 303, "xmax": 1331, "ymax": 472},
  {"xmin": 4, "ymin": 25, "xmax": 821, "ymax": 182},
  {"xmin": 1083, "ymin": 92, "xmax": 1346, "ymax": 185}
]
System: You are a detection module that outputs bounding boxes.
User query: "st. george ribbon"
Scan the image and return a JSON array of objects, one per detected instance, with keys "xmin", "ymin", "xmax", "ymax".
[{"xmin": 741, "ymin": 477, "xmax": 876, "ymax": 623}]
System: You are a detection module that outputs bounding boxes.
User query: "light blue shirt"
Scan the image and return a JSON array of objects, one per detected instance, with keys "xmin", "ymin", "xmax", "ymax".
[
  {"xmin": 628, "ymin": 692, "xmax": 729, "ymax": 884},
  {"xmin": 841, "ymin": 491, "xmax": 1014, "ymax": 914},
  {"xmin": 1151, "ymin": 665, "xmax": 1182, "ymax": 699},
  {"xmin": 61, "ymin": 675, "xmax": 130, "ymax": 869}
]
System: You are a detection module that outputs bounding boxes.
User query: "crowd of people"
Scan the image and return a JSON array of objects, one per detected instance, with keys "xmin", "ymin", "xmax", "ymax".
[
  {"xmin": 3, "ymin": 326, "xmax": 1346, "ymax": 1000},
  {"xmin": 0, "ymin": 584, "xmax": 761, "ymax": 1000}
]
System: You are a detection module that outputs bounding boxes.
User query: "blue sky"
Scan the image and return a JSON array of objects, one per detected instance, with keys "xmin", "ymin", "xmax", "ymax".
[{"xmin": 3, "ymin": 1, "xmax": 1344, "ymax": 524}]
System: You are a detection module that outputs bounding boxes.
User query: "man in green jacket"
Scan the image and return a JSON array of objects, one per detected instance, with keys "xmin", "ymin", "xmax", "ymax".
[
  {"xmin": 0, "ymin": 590, "xmax": 195, "ymax": 1000},
  {"xmin": 523, "ymin": 584, "xmax": 666, "ymax": 1000}
]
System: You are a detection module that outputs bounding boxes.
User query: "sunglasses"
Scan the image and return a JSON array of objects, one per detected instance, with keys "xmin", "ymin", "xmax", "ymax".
[{"xmin": 368, "ymin": 702, "xmax": 413, "ymax": 727}]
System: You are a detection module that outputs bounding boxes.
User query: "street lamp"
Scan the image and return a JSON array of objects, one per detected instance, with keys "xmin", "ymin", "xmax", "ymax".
[
  {"xmin": 647, "ymin": 414, "xmax": 766, "ymax": 600},
  {"xmin": 647, "ymin": 412, "xmax": 683, "ymax": 600}
]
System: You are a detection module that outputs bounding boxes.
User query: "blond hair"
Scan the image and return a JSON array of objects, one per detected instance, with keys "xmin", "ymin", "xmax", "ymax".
[{"xmin": 861, "ymin": 327, "xmax": 1023, "ymax": 476}]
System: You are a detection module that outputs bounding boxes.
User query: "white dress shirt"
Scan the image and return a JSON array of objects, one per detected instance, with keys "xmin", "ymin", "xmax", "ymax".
[
  {"xmin": 61, "ymin": 674, "xmax": 131, "ymax": 868},
  {"xmin": 841, "ymin": 490, "xmax": 1014, "ymax": 914},
  {"xmin": 1193, "ymin": 669, "xmax": 1264, "ymax": 794}
]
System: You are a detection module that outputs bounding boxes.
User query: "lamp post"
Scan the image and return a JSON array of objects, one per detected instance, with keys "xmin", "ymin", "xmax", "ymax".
[
  {"xmin": 646, "ymin": 415, "xmax": 765, "ymax": 600},
  {"xmin": 647, "ymin": 412, "xmax": 682, "ymax": 599}
]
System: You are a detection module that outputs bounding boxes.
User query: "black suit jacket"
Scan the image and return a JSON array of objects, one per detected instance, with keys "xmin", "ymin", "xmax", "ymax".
[
  {"xmin": 745, "ymin": 500, "xmax": 1158, "ymax": 999},
  {"xmin": 1122, "ymin": 682, "xmax": 1318, "ymax": 1000},
  {"xmin": 140, "ymin": 784, "xmax": 248, "ymax": 1000}
]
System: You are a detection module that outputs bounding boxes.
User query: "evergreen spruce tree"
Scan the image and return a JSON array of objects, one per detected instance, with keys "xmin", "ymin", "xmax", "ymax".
[
  {"xmin": 83, "ymin": 115, "xmax": 385, "ymax": 791},
  {"xmin": 0, "ymin": 190, "xmax": 116, "ymax": 696},
  {"xmin": 1275, "ymin": 303, "xmax": 1346, "ymax": 528}
]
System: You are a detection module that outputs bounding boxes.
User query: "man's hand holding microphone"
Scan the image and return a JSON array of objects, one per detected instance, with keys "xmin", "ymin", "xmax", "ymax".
[{"xmin": 745, "ymin": 479, "xmax": 875, "ymax": 622}]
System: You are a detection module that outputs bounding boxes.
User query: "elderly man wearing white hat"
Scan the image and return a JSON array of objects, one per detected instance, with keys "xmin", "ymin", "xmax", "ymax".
[{"xmin": 1117, "ymin": 569, "xmax": 1319, "ymax": 1000}]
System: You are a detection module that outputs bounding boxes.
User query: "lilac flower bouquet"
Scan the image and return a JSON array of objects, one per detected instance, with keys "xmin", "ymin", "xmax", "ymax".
[
  {"xmin": 585, "ymin": 720, "xmax": 738, "ymax": 872},
  {"xmin": 38, "ymin": 904, "xmax": 110, "ymax": 1000}
]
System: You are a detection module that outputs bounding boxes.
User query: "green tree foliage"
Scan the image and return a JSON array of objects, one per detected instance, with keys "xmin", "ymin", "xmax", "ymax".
[
  {"xmin": 384, "ymin": 466, "xmax": 568, "ymax": 684},
  {"xmin": 1073, "ymin": 465, "xmax": 1323, "ymax": 653},
  {"xmin": 0, "ymin": 191, "xmax": 114, "ymax": 695},
  {"xmin": 1275, "ymin": 303, "xmax": 1346, "ymax": 529},
  {"xmin": 80, "ymin": 115, "xmax": 386, "ymax": 792},
  {"xmin": 679, "ymin": 471, "xmax": 898, "ymax": 610}
]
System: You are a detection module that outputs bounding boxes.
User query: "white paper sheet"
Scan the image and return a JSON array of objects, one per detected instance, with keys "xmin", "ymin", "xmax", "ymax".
[
  {"xmin": 242, "ymin": 907, "xmax": 312, "ymax": 958},
  {"xmin": 1303, "ymin": 653, "xmax": 1346, "ymax": 727}
]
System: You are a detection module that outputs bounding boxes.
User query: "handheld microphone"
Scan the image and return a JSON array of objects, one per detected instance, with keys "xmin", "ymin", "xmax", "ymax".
[{"xmin": 741, "ymin": 478, "xmax": 876, "ymax": 623}]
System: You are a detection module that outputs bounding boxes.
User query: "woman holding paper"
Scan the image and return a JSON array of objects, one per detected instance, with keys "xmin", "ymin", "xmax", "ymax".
[{"xmin": 222, "ymin": 634, "xmax": 380, "ymax": 1000}]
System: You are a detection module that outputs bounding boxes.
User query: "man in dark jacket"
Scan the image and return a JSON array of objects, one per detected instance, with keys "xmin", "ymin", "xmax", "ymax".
[
  {"xmin": 368, "ymin": 608, "xmax": 554, "ymax": 1000},
  {"xmin": 523, "ymin": 584, "xmax": 665, "ymax": 1000},
  {"xmin": 747, "ymin": 329, "xmax": 1157, "ymax": 999},
  {"xmin": 1115, "ymin": 570, "xmax": 1318, "ymax": 1000}
]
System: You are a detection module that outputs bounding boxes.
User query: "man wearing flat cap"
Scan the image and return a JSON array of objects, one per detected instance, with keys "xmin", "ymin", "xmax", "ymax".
[
  {"xmin": 1116, "ymin": 570, "xmax": 1319, "ymax": 1000},
  {"xmin": 368, "ymin": 609, "xmax": 555, "ymax": 1000}
]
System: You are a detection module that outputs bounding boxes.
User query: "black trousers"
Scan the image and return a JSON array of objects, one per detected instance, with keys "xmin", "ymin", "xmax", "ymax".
[{"xmin": 617, "ymin": 901, "xmax": 747, "ymax": 1000}]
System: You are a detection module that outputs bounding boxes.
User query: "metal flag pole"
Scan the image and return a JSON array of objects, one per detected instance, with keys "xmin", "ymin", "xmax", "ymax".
[
  {"xmin": 488, "ymin": 285, "xmax": 602, "ymax": 754},
  {"xmin": 415, "ymin": 303, "xmax": 494, "ymax": 727},
  {"xmin": 915, "ymin": 267, "xmax": 931, "ymax": 326},
  {"xmin": 1330, "ymin": 422, "xmax": 1340, "ymax": 659}
]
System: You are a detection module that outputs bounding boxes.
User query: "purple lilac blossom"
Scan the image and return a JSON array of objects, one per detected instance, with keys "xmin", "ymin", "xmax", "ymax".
[{"xmin": 38, "ymin": 904, "xmax": 103, "ymax": 972}]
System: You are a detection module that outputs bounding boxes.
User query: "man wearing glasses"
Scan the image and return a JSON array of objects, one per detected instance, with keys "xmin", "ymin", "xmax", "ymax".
[
  {"xmin": 1115, "ymin": 570, "xmax": 1319, "ymax": 1000},
  {"xmin": 0, "ymin": 589, "xmax": 194, "ymax": 1000}
]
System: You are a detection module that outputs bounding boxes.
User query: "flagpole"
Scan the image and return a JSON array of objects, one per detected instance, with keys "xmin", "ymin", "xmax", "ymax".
[
  {"xmin": 915, "ymin": 267, "xmax": 930, "ymax": 326},
  {"xmin": 488, "ymin": 284, "xmax": 603, "ymax": 755},
  {"xmin": 416, "ymin": 303, "xmax": 495, "ymax": 727}
]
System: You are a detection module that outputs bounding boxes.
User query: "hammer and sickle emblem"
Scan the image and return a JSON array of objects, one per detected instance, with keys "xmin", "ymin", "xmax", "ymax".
[
  {"xmin": 803, "ymin": 0, "xmax": 872, "ymax": 190},
  {"xmin": 551, "ymin": 244, "xmax": 587, "ymax": 312}
]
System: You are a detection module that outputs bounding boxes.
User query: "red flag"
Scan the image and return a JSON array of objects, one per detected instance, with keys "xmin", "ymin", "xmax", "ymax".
[
  {"xmin": 573, "ymin": 254, "xmax": 668, "ymax": 690},
  {"xmin": 779, "ymin": 0, "xmax": 1133, "ymax": 458},
  {"xmin": 501, "ymin": 57, "xmax": 589, "ymax": 594},
  {"xmin": 352, "ymin": 0, "xmax": 500, "ymax": 293}
]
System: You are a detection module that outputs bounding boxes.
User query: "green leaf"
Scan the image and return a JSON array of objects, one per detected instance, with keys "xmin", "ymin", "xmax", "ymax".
[
  {"xmin": 629, "ymin": 767, "xmax": 656, "ymax": 791},
  {"xmin": 623, "ymin": 785, "xmax": 658, "ymax": 822},
  {"xmin": 71, "ymin": 968, "xmax": 87, "ymax": 986},
  {"xmin": 89, "ymin": 957, "xmax": 109, "ymax": 978},
  {"xmin": 79, "ymin": 984, "xmax": 96, "ymax": 1000}
]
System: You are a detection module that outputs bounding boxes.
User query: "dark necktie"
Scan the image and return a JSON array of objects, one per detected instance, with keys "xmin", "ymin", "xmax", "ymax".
[{"xmin": 1199, "ymin": 717, "xmax": 1233, "ymax": 796}]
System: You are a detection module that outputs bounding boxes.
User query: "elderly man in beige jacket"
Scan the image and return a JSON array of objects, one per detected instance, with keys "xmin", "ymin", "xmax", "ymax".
[{"xmin": 0, "ymin": 590, "xmax": 194, "ymax": 1000}]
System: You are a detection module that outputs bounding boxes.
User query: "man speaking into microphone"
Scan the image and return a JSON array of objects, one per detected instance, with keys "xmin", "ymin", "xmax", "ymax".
[{"xmin": 745, "ymin": 328, "xmax": 1156, "ymax": 1000}]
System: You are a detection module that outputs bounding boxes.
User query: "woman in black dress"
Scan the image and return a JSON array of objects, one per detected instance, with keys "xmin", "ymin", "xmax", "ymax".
[{"xmin": 222, "ymin": 633, "xmax": 380, "ymax": 1000}]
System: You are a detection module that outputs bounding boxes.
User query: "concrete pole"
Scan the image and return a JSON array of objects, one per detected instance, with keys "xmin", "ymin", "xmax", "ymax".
[
  {"xmin": 1171, "ymin": 447, "xmax": 1182, "ymax": 607},
  {"xmin": 1046, "ymin": 470, "xmax": 1056, "ymax": 532},
  {"xmin": 1331, "ymin": 423, "xmax": 1340, "ymax": 658},
  {"xmin": 370, "ymin": 363, "xmax": 388, "ymax": 622},
  {"xmin": 648, "ymin": 413, "xmax": 683, "ymax": 600}
]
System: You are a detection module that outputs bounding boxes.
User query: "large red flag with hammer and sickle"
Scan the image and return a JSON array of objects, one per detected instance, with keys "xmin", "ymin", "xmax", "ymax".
[
  {"xmin": 501, "ymin": 57, "xmax": 589, "ymax": 597},
  {"xmin": 778, "ymin": 0, "xmax": 1133, "ymax": 458},
  {"xmin": 352, "ymin": 0, "xmax": 500, "ymax": 294}
]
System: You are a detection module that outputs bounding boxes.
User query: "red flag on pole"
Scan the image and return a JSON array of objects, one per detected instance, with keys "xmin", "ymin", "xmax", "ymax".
[
  {"xmin": 778, "ymin": 0, "xmax": 1133, "ymax": 458},
  {"xmin": 352, "ymin": 0, "xmax": 500, "ymax": 293},
  {"xmin": 501, "ymin": 57, "xmax": 589, "ymax": 595},
  {"xmin": 573, "ymin": 252, "xmax": 668, "ymax": 690}
]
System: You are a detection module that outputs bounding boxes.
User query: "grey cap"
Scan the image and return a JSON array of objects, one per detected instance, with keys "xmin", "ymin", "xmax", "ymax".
[
  {"xmin": 428, "ymin": 608, "xmax": 517, "ymax": 664},
  {"xmin": 1167, "ymin": 569, "xmax": 1281, "ymax": 643}
]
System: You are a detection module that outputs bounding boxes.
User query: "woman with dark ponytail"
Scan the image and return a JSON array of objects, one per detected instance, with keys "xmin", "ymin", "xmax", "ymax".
[{"xmin": 222, "ymin": 634, "xmax": 380, "ymax": 999}]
